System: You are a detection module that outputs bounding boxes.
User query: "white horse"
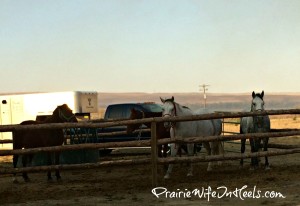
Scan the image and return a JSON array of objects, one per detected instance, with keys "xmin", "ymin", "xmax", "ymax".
[
  {"xmin": 160, "ymin": 96, "xmax": 223, "ymax": 179},
  {"xmin": 240, "ymin": 91, "xmax": 271, "ymax": 170}
]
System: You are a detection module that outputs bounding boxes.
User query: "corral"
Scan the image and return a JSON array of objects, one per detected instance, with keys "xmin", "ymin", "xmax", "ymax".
[{"xmin": 0, "ymin": 110, "xmax": 300, "ymax": 205}]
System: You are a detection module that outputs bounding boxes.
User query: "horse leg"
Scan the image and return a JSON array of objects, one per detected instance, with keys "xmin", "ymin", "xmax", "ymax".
[
  {"xmin": 164, "ymin": 143, "xmax": 179, "ymax": 179},
  {"xmin": 217, "ymin": 141, "xmax": 225, "ymax": 166},
  {"xmin": 163, "ymin": 144, "xmax": 169, "ymax": 158},
  {"xmin": 47, "ymin": 152, "xmax": 53, "ymax": 181},
  {"xmin": 203, "ymin": 142, "xmax": 212, "ymax": 171},
  {"xmin": 240, "ymin": 139, "xmax": 246, "ymax": 167},
  {"xmin": 158, "ymin": 145, "xmax": 163, "ymax": 158},
  {"xmin": 194, "ymin": 143, "xmax": 202, "ymax": 155},
  {"xmin": 211, "ymin": 141, "xmax": 221, "ymax": 167},
  {"xmin": 186, "ymin": 143, "xmax": 194, "ymax": 177},
  {"xmin": 12, "ymin": 154, "xmax": 19, "ymax": 183},
  {"xmin": 249, "ymin": 138, "xmax": 255, "ymax": 169},
  {"xmin": 254, "ymin": 138, "xmax": 261, "ymax": 168},
  {"xmin": 161, "ymin": 144, "xmax": 169, "ymax": 171},
  {"xmin": 216, "ymin": 141, "xmax": 223, "ymax": 166},
  {"xmin": 12, "ymin": 140, "xmax": 21, "ymax": 183},
  {"xmin": 21, "ymin": 155, "xmax": 30, "ymax": 182},
  {"xmin": 55, "ymin": 151, "xmax": 62, "ymax": 181},
  {"xmin": 249, "ymin": 138, "xmax": 259, "ymax": 170},
  {"xmin": 263, "ymin": 138, "xmax": 270, "ymax": 170},
  {"xmin": 178, "ymin": 144, "xmax": 184, "ymax": 157}
]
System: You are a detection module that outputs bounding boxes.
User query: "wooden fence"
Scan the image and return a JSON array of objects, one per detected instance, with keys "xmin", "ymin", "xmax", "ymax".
[{"xmin": 1, "ymin": 109, "xmax": 300, "ymax": 187}]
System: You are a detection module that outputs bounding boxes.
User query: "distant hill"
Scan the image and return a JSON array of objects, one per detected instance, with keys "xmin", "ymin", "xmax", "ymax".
[{"xmin": 98, "ymin": 92, "xmax": 300, "ymax": 111}]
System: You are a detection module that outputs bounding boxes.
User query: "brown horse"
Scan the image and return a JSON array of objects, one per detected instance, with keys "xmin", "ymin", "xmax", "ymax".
[
  {"xmin": 126, "ymin": 109, "xmax": 170, "ymax": 158},
  {"xmin": 12, "ymin": 104, "xmax": 77, "ymax": 182}
]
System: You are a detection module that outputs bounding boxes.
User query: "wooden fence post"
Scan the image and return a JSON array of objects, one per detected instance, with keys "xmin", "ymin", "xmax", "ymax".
[{"xmin": 151, "ymin": 122, "xmax": 158, "ymax": 187}]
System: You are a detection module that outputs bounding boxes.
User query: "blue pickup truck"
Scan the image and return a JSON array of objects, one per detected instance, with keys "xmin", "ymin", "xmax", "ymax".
[
  {"xmin": 70, "ymin": 102, "xmax": 163, "ymax": 144},
  {"xmin": 100, "ymin": 102, "xmax": 163, "ymax": 142}
]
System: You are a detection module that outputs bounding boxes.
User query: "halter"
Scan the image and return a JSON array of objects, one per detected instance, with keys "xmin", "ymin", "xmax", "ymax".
[
  {"xmin": 163, "ymin": 101, "xmax": 177, "ymax": 128},
  {"xmin": 58, "ymin": 109, "xmax": 76, "ymax": 122}
]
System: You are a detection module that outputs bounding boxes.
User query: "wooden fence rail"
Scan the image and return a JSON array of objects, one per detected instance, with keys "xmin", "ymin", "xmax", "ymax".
[
  {"xmin": 1, "ymin": 130, "xmax": 300, "ymax": 156},
  {"xmin": 1, "ymin": 148, "xmax": 299, "ymax": 175},
  {"xmin": 1, "ymin": 109, "xmax": 300, "ymax": 132},
  {"xmin": 0, "ymin": 140, "xmax": 151, "ymax": 156},
  {"xmin": 157, "ymin": 130, "xmax": 300, "ymax": 145},
  {"xmin": 0, "ymin": 158, "xmax": 151, "ymax": 174},
  {"xmin": 157, "ymin": 148, "xmax": 300, "ymax": 164},
  {"xmin": 0, "ymin": 129, "xmax": 151, "ymax": 145}
]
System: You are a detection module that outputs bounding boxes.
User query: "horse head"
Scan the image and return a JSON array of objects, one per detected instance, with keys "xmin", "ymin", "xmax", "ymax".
[
  {"xmin": 251, "ymin": 91, "xmax": 265, "ymax": 112},
  {"xmin": 129, "ymin": 108, "xmax": 144, "ymax": 119},
  {"xmin": 53, "ymin": 104, "xmax": 77, "ymax": 123},
  {"xmin": 160, "ymin": 96, "xmax": 176, "ymax": 128},
  {"xmin": 127, "ymin": 109, "xmax": 144, "ymax": 134}
]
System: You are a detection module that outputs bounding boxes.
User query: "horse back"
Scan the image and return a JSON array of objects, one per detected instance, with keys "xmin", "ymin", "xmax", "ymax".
[
  {"xmin": 13, "ymin": 120, "xmax": 39, "ymax": 149},
  {"xmin": 13, "ymin": 120, "xmax": 64, "ymax": 149}
]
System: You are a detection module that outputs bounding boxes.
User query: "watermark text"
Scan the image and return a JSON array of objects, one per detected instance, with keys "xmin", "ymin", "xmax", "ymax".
[{"xmin": 151, "ymin": 185, "xmax": 285, "ymax": 201}]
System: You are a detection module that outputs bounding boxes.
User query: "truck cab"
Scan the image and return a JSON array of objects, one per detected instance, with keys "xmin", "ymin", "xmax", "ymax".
[
  {"xmin": 104, "ymin": 103, "xmax": 162, "ymax": 120},
  {"xmin": 70, "ymin": 102, "xmax": 163, "ymax": 145},
  {"xmin": 99, "ymin": 102, "xmax": 162, "ymax": 142}
]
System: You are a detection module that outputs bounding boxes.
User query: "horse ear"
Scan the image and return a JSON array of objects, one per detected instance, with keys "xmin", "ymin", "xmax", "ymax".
[
  {"xmin": 171, "ymin": 96, "xmax": 174, "ymax": 102},
  {"xmin": 160, "ymin": 97, "xmax": 165, "ymax": 103},
  {"xmin": 261, "ymin": 90, "xmax": 264, "ymax": 98},
  {"xmin": 252, "ymin": 91, "xmax": 255, "ymax": 98}
]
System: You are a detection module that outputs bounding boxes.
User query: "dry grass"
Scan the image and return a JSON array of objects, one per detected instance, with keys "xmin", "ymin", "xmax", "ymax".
[{"xmin": 224, "ymin": 114, "xmax": 300, "ymax": 134}]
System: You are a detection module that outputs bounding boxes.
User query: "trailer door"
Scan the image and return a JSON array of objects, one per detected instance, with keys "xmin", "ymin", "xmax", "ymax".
[
  {"xmin": 0, "ymin": 98, "xmax": 12, "ymax": 149},
  {"xmin": 0, "ymin": 98, "xmax": 12, "ymax": 125}
]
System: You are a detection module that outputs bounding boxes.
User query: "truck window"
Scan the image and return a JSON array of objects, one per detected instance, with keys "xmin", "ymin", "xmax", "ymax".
[
  {"xmin": 106, "ymin": 105, "xmax": 134, "ymax": 120},
  {"xmin": 106, "ymin": 105, "xmax": 124, "ymax": 119},
  {"xmin": 141, "ymin": 104, "xmax": 162, "ymax": 112}
]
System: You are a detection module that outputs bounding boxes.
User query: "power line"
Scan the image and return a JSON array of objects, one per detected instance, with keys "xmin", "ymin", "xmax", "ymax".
[{"xmin": 199, "ymin": 84, "xmax": 209, "ymax": 108}]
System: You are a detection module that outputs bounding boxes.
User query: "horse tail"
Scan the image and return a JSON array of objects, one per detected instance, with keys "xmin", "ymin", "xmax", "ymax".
[
  {"xmin": 240, "ymin": 117, "xmax": 245, "ymax": 134},
  {"xmin": 12, "ymin": 130, "xmax": 20, "ymax": 150}
]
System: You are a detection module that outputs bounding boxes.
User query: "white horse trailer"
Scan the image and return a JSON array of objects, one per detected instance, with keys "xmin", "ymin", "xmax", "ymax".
[{"xmin": 0, "ymin": 91, "xmax": 98, "ymax": 149}]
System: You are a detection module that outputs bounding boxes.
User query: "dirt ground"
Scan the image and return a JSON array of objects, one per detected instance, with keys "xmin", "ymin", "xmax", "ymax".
[{"xmin": 0, "ymin": 117, "xmax": 300, "ymax": 206}]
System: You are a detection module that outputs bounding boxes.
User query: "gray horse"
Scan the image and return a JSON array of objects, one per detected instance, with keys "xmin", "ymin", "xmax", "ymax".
[
  {"xmin": 240, "ymin": 91, "xmax": 271, "ymax": 170},
  {"xmin": 161, "ymin": 97, "xmax": 223, "ymax": 179}
]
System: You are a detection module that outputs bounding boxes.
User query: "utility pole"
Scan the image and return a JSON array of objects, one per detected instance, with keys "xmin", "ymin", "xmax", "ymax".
[{"xmin": 199, "ymin": 84, "xmax": 209, "ymax": 108}]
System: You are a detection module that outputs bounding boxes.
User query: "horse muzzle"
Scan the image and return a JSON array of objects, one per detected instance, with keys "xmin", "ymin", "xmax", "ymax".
[{"xmin": 162, "ymin": 114, "xmax": 173, "ymax": 129}]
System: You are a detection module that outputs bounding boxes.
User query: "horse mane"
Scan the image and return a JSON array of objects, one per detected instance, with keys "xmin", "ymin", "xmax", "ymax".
[
  {"xmin": 254, "ymin": 93, "xmax": 263, "ymax": 100},
  {"xmin": 163, "ymin": 97, "xmax": 192, "ymax": 115},
  {"xmin": 173, "ymin": 102, "xmax": 193, "ymax": 115},
  {"xmin": 164, "ymin": 98, "xmax": 175, "ymax": 103}
]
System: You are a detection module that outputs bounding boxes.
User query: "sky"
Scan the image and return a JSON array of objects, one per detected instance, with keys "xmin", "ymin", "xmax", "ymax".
[{"xmin": 1, "ymin": 0, "xmax": 300, "ymax": 94}]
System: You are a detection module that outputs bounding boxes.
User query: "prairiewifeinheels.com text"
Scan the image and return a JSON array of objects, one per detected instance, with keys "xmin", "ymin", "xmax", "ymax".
[{"xmin": 152, "ymin": 185, "xmax": 286, "ymax": 201}]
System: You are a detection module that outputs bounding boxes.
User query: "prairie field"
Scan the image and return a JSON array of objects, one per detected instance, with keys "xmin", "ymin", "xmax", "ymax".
[{"xmin": 224, "ymin": 114, "xmax": 300, "ymax": 133}]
